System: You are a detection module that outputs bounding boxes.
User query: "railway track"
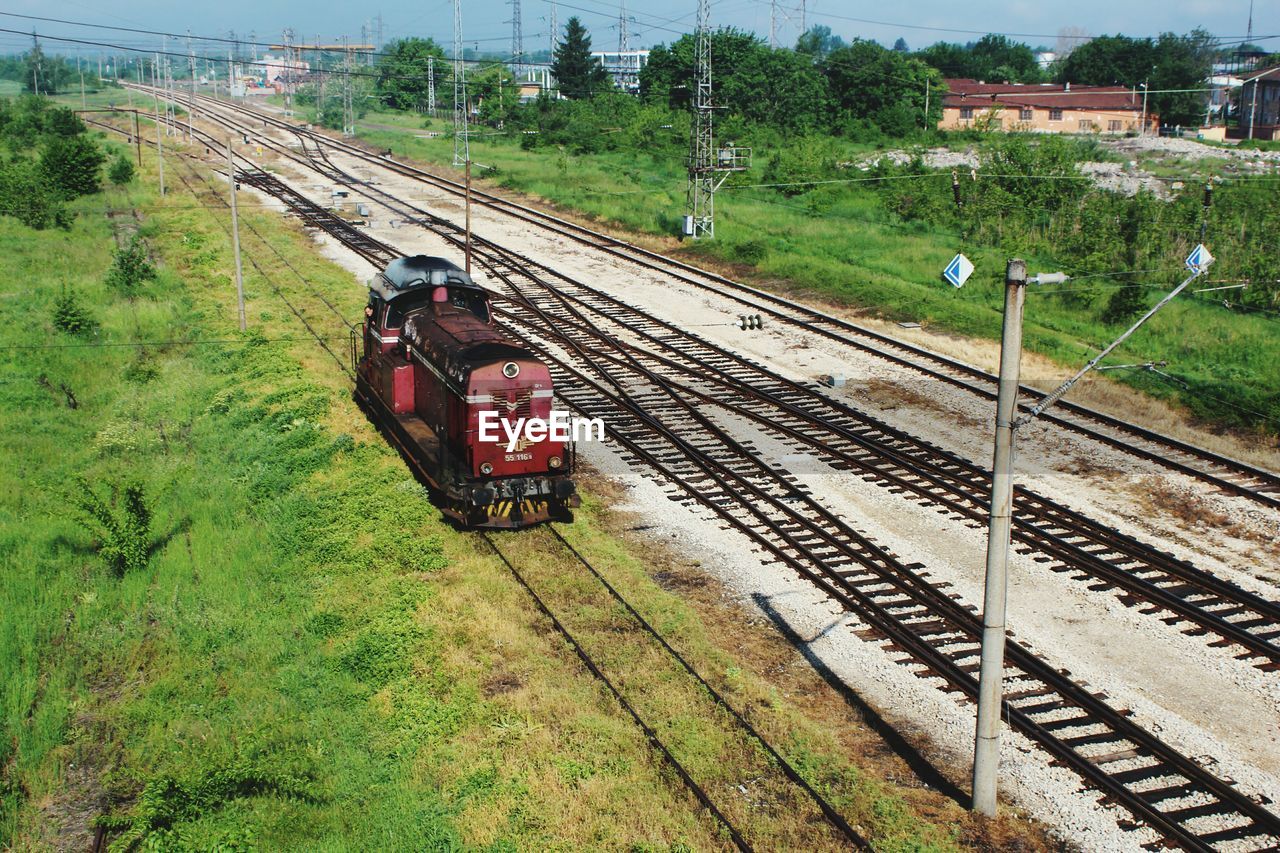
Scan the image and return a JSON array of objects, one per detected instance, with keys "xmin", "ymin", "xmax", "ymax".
[
  {"xmin": 173, "ymin": 89, "xmax": 1280, "ymax": 511},
  {"xmin": 232, "ymin": 119, "xmax": 1280, "ymax": 674},
  {"xmin": 139, "ymin": 97, "xmax": 1280, "ymax": 849},
  {"xmin": 158, "ymin": 124, "xmax": 869, "ymax": 851}
]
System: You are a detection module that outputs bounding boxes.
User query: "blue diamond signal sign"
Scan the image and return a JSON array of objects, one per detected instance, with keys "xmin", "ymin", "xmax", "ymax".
[
  {"xmin": 942, "ymin": 253, "xmax": 974, "ymax": 288},
  {"xmin": 1184, "ymin": 243, "xmax": 1214, "ymax": 272}
]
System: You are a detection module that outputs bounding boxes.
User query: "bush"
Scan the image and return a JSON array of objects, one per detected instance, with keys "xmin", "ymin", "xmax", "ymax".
[
  {"xmin": 75, "ymin": 479, "xmax": 153, "ymax": 577},
  {"xmin": 0, "ymin": 157, "xmax": 70, "ymax": 229},
  {"xmin": 105, "ymin": 234, "xmax": 155, "ymax": 297},
  {"xmin": 52, "ymin": 287, "xmax": 96, "ymax": 336},
  {"xmin": 108, "ymin": 154, "xmax": 135, "ymax": 185},
  {"xmin": 39, "ymin": 134, "xmax": 105, "ymax": 199}
]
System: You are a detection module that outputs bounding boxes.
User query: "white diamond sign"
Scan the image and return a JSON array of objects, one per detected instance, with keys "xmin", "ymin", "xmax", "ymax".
[
  {"xmin": 1185, "ymin": 243, "xmax": 1214, "ymax": 272},
  {"xmin": 942, "ymin": 253, "xmax": 974, "ymax": 288}
]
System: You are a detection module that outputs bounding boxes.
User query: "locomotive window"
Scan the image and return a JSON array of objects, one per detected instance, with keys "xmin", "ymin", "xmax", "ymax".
[
  {"xmin": 445, "ymin": 288, "xmax": 491, "ymax": 323},
  {"xmin": 384, "ymin": 292, "xmax": 434, "ymax": 328}
]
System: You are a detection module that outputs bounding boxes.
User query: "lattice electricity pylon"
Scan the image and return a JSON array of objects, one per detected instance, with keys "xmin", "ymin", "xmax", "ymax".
[
  {"xmin": 683, "ymin": 0, "xmax": 749, "ymax": 240},
  {"xmin": 453, "ymin": 0, "xmax": 469, "ymax": 166},
  {"xmin": 509, "ymin": 0, "xmax": 524, "ymax": 79}
]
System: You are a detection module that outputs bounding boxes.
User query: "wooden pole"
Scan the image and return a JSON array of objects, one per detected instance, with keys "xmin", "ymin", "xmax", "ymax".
[{"xmin": 132, "ymin": 110, "xmax": 142, "ymax": 167}]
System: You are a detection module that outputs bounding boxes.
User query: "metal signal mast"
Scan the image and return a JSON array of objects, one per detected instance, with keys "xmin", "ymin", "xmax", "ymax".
[
  {"xmin": 427, "ymin": 55, "xmax": 436, "ymax": 118},
  {"xmin": 453, "ymin": 0, "xmax": 469, "ymax": 166},
  {"xmin": 683, "ymin": 0, "xmax": 748, "ymax": 239}
]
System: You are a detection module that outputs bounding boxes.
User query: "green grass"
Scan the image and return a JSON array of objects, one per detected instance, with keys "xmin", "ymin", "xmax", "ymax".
[
  {"xmin": 1, "ymin": 128, "xmax": 988, "ymax": 850},
  {"xmin": 351, "ymin": 114, "xmax": 1280, "ymax": 438}
]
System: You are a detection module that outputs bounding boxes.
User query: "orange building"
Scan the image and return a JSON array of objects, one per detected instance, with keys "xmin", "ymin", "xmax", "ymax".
[{"xmin": 939, "ymin": 79, "xmax": 1157, "ymax": 135}]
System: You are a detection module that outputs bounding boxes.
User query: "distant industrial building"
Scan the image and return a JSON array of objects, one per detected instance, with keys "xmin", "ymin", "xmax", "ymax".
[
  {"xmin": 590, "ymin": 49, "xmax": 649, "ymax": 93},
  {"xmin": 939, "ymin": 79, "xmax": 1156, "ymax": 135}
]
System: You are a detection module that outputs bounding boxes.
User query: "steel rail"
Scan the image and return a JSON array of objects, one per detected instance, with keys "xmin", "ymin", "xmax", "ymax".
[
  {"xmin": 155, "ymin": 95, "xmax": 1280, "ymax": 850},
  {"xmin": 174, "ymin": 88, "xmax": 1280, "ymax": 509}
]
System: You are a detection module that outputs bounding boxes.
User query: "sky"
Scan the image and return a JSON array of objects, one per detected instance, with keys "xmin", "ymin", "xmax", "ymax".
[{"xmin": 0, "ymin": 0, "xmax": 1275, "ymax": 61}]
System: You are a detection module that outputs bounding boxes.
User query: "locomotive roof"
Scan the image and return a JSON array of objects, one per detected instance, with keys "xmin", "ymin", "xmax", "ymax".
[{"xmin": 372, "ymin": 255, "xmax": 480, "ymax": 300}]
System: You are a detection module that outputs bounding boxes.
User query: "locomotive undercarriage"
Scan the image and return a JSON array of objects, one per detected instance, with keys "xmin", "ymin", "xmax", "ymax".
[{"xmin": 354, "ymin": 372, "xmax": 578, "ymax": 529}]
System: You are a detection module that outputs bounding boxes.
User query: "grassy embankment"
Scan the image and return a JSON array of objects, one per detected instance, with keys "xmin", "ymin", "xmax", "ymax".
[
  {"xmin": 351, "ymin": 109, "xmax": 1280, "ymax": 441},
  {"xmin": 1, "ymin": 124, "xmax": 1036, "ymax": 849}
]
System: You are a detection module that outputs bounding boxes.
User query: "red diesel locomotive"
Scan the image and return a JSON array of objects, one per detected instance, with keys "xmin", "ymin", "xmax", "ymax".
[{"xmin": 353, "ymin": 255, "xmax": 578, "ymax": 528}]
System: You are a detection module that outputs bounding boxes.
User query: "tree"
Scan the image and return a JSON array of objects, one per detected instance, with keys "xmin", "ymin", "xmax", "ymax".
[
  {"xmin": 108, "ymin": 154, "xmax": 135, "ymax": 185},
  {"xmin": 917, "ymin": 35, "xmax": 1042, "ymax": 82},
  {"xmin": 374, "ymin": 37, "xmax": 447, "ymax": 111},
  {"xmin": 824, "ymin": 40, "xmax": 942, "ymax": 131},
  {"xmin": 23, "ymin": 42, "xmax": 73, "ymax": 94},
  {"xmin": 470, "ymin": 64, "xmax": 519, "ymax": 125},
  {"xmin": 551, "ymin": 17, "xmax": 610, "ymax": 99},
  {"xmin": 105, "ymin": 235, "xmax": 155, "ymax": 297},
  {"xmin": 1055, "ymin": 29, "xmax": 1213, "ymax": 125},
  {"xmin": 53, "ymin": 286, "xmax": 96, "ymax": 336},
  {"xmin": 39, "ymin": 134, "xmax": 105, "ymax": 199},
  {"xmin": 893, "ymin": 38, "xmax": 910, "ymax": 53},
  {"xmin": 796, "ymin": 25, "xmax": 845, "ymax": 59},
  {"xmin": 1055, "ymin": 34, "xmax": 1153, "ymax": 86}
]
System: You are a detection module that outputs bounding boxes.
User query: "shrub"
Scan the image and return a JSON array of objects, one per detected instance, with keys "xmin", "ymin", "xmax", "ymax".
[
  {"xmin": 0, "ymin": 157, "xmax": 71, "ymax": 229},
  {"xmin": 74, "ymin": 479, "xmax": 153, "ymax": 577},
  {"xmin": 52, "ymin": 286, "xmax": 96, "ymax": 336},
  {"xmin": 105, "ymin": 235, "xmax": 155, "ymax": 297},
  {"xmin": 108, "ymin": 154, "xmax": 135, "ymax": 185},
  {"xmin": 39, "ymin": 134, "xmax": 105, "ymax": 199}
]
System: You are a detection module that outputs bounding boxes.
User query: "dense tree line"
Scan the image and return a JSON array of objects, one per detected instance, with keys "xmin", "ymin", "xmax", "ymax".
[
  {"xmin": 639, "ymin": 29, "xmax": 942, "ymax": 134},
  {"xmin": 0, "ymin": 44, "xmax": 80, "ymax": 94},
  {"xmin": 1053, "ymin": 30, "xmax": 1217, "ymax": 126}
]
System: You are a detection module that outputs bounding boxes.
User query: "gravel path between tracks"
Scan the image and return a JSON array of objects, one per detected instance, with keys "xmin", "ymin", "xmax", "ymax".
[{"xmin": 232, "ymin": 136, "xmax": 1280, "ymax": 850}]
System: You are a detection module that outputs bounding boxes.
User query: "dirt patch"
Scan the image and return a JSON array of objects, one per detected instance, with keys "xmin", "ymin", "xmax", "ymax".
[{"xmin": 482, "ymin": 672, "xmax": 524, "ymax": 697}]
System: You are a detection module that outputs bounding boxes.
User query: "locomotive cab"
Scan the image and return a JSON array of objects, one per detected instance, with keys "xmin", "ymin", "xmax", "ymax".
[{"xmin": 353, "ymin": 255, "xmax": 577, "ymax": 528}]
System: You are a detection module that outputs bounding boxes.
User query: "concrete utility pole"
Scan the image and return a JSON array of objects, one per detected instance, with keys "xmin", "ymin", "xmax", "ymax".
[
  {"xmin": 465, "ymin": 158, "xmax": 473, "ymax": 274},
  {"xmin": 342, "ymin": 36, "xmax": 355, "ymax": 136},
  {"xmin": 970, "ymin": 253, "xmax": 1210, "ymax": 815},
  {"xmin": 226, "ymin": 136, "xmax": 247, "ymax": 331},
  {"xmin": 452, "ymin": 0, "xmax": 469, "ymax": 166},
  {"xmin": 1140, "ymin": 82, "xmax": 1149, "ymax": 137},
  {"xmin": 187, "ymin": 31, "xmax": 196, "ymax": 141},
  {"xmin": 152, "ymin": 55, "xmax": 165, "ymax": 195},
  {"xmin": 31, "ymin": 31, "xmax": 39, "ymax": 96},
  {"xmin": 971, "ymin": 258, "xmax": 1027, "ymax": 817}
]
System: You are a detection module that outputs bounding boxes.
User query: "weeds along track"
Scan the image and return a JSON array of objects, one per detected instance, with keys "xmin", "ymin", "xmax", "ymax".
[
  {"xmin": 482, "ymin": 528, "xmax": 870, "ymax": 851},
  {"xmin": 152, "ymin": 115, "xmax": 868, "ymax": 852},
  {"xmin": 146, "ymin": 96, "xmax": 1280, "ymax": 849},
  {"xmin": 159, "ymin": 86, "xmax": 1280, "ymax": 510}
]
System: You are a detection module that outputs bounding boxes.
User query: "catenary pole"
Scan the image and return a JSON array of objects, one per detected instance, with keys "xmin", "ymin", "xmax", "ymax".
[
  {"xmin": 226, "ymin": 136, "xmax": 246, "ymax": 331},
  {"xmin": 971, "ymin": 258, "xmax": 1027, "ymax": 816},
  {"xmin": 152, "ymin": 56, "xmax": 165, "ymax": 196},
  {"xmin": 465, "ymin": 158, "xmax": 472, "ymax": 274}
]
